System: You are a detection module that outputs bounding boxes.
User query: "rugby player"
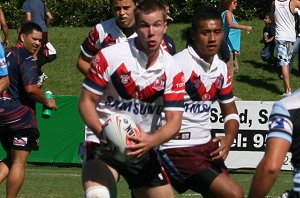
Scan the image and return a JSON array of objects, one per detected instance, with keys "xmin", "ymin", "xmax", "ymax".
[
  {"xmin": 157, "ymin": 5, "xmax": 244, "ymax": 198},
  {"xmin": 76, "ymin": 0, "xmax": 137, "ymax": 75},
  {"xmin": 78, "ymin": 1, "xmax": 185, "ymax": 197}
]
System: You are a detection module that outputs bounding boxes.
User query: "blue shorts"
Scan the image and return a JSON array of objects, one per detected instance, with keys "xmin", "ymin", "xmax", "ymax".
[{"xmin": 275, "ymin": 40, "xmax": 294, "ymax": 67}]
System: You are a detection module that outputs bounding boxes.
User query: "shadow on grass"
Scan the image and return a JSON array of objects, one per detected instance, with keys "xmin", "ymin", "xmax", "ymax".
[
  {"xmin": 235, "ymin": 74, "xmax": 282, "ymax": 95},
  {"xmin": 243, "ymin": 60, "xmax": 281, "ymax": 76},
  {"xmin": 236, "ymin": 60, "xmax": 282, "ymax": 95}
]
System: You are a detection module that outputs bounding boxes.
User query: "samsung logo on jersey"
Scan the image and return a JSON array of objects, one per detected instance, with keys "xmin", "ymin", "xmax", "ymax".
[
  {"xmin": 105, "ymin": 96, "xmax": 163, "ymax": 115},
  {"xmin": 184, "ymin": 103, "xmax": 210, "ymax": 113}
]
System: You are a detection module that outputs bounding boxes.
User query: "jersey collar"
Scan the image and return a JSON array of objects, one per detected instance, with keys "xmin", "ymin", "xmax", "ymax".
[{"xmin": 187, "ymin": 45, "xmax": 219, "ymax": 72}]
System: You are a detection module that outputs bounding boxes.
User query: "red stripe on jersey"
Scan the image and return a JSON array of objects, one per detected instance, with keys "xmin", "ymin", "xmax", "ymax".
[
  {"xmin": 86, "ymin": 26, "xmax": 100, "ymax": 55},
  {"xmin": 140, "ymin": 73, "xmax": 166, "ymax": 100},
  {"xmin": 86, "ymin": 51, "xmax": 109, "ymax": 87},
  {"xmin": 114, "ymin": 63, "xmax": 137, "ymax": 97},
  {"xmin": 190, "ymin": 71, "xmax": 207, "ymax": 96},
  {"xmin": 171, "ymin": 71, "xmax": 185, "ymax": 92},
  {"xmin": 219, "ymin": 84, "xmax": 233, "ymax": 96},
  {"xmin": 187, "ymin": 71, "xmax": 230, "ymax": 101},
  {"xmin": 208, "ymin": 74, "xmax": 225, "ymax": 97},
  {"xmin": 164, "ymin": 92, "xmax": 185, "ymax": 101},
  {"xmin": 103, "ymin": 34, "xmax": 116, "ymax": 47}
]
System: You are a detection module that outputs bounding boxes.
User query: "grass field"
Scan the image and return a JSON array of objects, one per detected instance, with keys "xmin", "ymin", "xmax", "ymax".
[
  {"xmin": 0, "ymin": 165, "xmax": 293, "ymax": 197},
  {"xmin": 1, "ymin": 19, "xmax": 298, "ymax": 197}
]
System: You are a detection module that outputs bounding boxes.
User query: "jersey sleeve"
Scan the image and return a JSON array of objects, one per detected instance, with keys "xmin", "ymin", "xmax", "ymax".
[
  {"xmin": 163, "ymin": 58, "xmax": 185, "ymax": 111},
  {"xmin": 0, "ymin": 46, "xmax": 7, "ymax": 76},
  {"xmin": 83, "ymin": 51, "xmax": 110, "ymax": 95},
  {"xmin": 217, "ymin": 61, "xmax": 234, "ymax": 104},
  {"xmin": 20, "ymin": 57, "xmax": 40, "ymax": 87},
  {"xmin": 267, "ymin": 101, "xmax": 293, "ymax": 143},
  {"xmin": 80, "ymin": 25, "xmax": 102, "ymax": 58}
]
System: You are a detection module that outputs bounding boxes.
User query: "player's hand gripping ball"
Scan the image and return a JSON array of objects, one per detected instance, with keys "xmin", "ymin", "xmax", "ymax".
[{"xmin": 102, "ymin": 113, "xmax": 142, "ymax": 163}]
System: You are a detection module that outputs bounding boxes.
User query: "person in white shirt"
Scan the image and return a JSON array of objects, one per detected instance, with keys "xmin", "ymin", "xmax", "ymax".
[{"xmin": 272, "ymin": 0, "xmax": 300, "ymax": 96}]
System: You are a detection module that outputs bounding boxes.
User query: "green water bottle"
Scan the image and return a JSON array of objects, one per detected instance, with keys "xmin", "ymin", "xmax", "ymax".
[{"xmin": 42, "ymin": 91, "xmax": 53, "ymax": 119}]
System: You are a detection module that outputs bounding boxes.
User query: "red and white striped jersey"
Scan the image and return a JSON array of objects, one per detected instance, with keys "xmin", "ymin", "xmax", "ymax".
[
  {"xmin": 161, "ymin": 45, "xmax": 234, "ymax": 149},
  {"xmin": 80, "ymin": 18, "xmax": 137, "ymax": 58},
  {"xmin": 83, "ymin": 38, "xmax": 185, "ymax": 142}
]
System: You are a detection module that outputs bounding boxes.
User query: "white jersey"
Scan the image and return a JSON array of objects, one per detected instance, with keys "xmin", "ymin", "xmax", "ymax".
[
  {"xmin": 83, "ymin": 38, "xmax": 185, "ymax": 143},
  {"xmin": 274, "ymin": 0, "xmax": 296, "ymax": 42},
  {"xmin": 161, "ymin": 46, "xmax": 234, "ymax": 149},
  {"xmin": 80, "ymin": 17, "xmax": 137, "ymax": 58}
]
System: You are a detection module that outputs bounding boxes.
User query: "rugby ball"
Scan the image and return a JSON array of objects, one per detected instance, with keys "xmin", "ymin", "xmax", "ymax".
[{"xmin": 102, "ymin": 113, "xmax": 141, "ymax": 163}]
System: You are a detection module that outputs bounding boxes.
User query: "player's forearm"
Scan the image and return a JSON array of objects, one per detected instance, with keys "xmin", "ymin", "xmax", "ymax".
[
  {"xmin": 151, "ymin": 111, "xmax": 183, "ymax": 147},
  {"xmin": 0, "ymin": 76, "xmax": 9, "ymax": 94},
  {"xmin": 25, "ymin": 85, "xmax": 50, "ymax": 106},
  {"xmin": 78, "ymin": 90, "xmax": 102, "ymax": 137},
  {"xmin": 76, "ymin": 57, "xmax": 92, "ymax": 75},
  {"xmin": 224, "ymin": 119, "xmax": 239, "ymax": 145},
  {"xmin": 248, "ymin": 163, "xmax": 279, "ymax": 198}
]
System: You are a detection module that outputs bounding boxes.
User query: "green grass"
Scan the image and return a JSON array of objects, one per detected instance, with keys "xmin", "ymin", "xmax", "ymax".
[
  {"xmin": 0, "ymin": 165, "xmax": 293, "ymax": 197},
  {"xmin": 2, "ymin": 19, "xmax": 297, "ymax": 197},
  {"xmin": 8, "ymin": 19, "xmax": 300, "ymax": 99}
]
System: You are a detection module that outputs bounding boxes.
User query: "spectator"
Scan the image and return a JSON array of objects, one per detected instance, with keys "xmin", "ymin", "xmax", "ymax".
[
  {"xmin": 260, "ymin": 12, "xmax": 276, "ymax": 66},
  {"xmin": 157, "ymin": 5, "xmax": 244, "ymax": 198},
  {"xmin": 289, "ymin": 8, "xmax": 300, "ymax": 73},
  {"xmin": 248, "ymin": 89, "xmax": 300, "ymax": 198},
  {"xmin": 0, "ymin": 22, "xmax": 57, "ymax": 198},
  {"xmin": 0, "ymin": 6, "xmax": 9, "ymax": 48},
  {"xmin": 272, "ymin": 0, "xmax": 300, "ymax": 96},
  {"xmin": 219, "ymin": 0, "xmax": 253, "ymax": 80},
  {"xmin": 218, "ymin": 37, "xmax": 231, "ymax": 65},
  {"xmin": 0, "ymin": 44, "xmax": 8, "ymax": 94},
  {"xmin": 78, "ymin": 1, "xmax": 185, "ymax": 197},
  {"xmin": 161, "ymin": 0, "xmax": 176, "ymax": 55},
  {"xmin": 77, "ymin": 0, "xmax": 138, "ymax": 189},
  {"xmin": 22, "ymin": 0, "xmax": 55, "ymax": 85}
]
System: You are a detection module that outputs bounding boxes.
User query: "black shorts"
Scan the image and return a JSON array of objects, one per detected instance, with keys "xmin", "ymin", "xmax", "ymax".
[
  {"xmin": 157, "ymin": 140, "xmax": 228, "ymax": 195},
  {"xmin": 84, "ymin": 141, "xmax": 170, "ymax": 189},
  {"xmin": 0, "ymin": 128, "xmax": 40, "ymax": 151}
]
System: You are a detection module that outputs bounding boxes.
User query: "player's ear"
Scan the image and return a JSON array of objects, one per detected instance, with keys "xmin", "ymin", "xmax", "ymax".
[
  {"xmin": 190, "ymin": 29, "xmax": 196, "ymax": 41},
  {"xmin": 20, "ymin": 33, "xmax": 26, "ymax": 43}
]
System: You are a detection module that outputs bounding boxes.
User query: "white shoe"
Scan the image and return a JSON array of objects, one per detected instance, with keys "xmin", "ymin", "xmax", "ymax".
[
  {"xmin": 37, "ymin": 73, "xmax": 48, "ymax": 87},
  {"xmin": 280, "ymin": 91, "xmax": 292, "ymax": 97}
]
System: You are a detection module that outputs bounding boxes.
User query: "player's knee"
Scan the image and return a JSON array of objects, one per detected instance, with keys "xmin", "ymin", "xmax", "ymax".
[{"xmin": 85, "ymin": 186, "xmax": 110, "ymax": 198}]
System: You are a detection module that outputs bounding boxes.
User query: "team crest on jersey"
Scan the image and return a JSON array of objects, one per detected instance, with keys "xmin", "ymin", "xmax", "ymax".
[
  {"xmin": 120, "ymin": 72, "xmax": 131, "ymax": 84},
  {"xmin": 202, "ymin": 93, "xmax": 211, "ymax": 101},
  {"xmin": 152, "ymin": 76, "xmax": 165, "ymax": 91},
  {"xmin": 194, "ymin": 76, "xmax": 201, "ymax": 88},
  {"xmin": 215, "ymin": 75, "xmax": 224, "ymax": 89},
  {"xmin": 94, "ymin": 54, "xmax": 100, "ymax": 63}
]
